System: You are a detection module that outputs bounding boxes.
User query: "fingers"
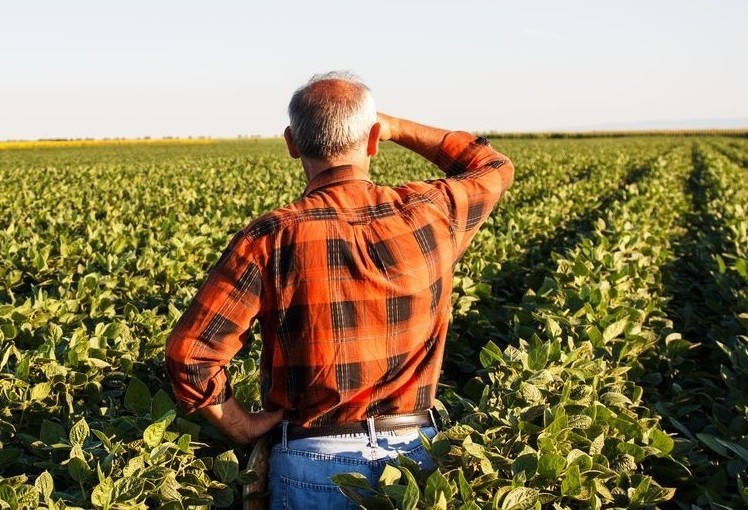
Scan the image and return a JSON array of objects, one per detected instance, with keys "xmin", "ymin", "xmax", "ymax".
[{"xmin": 377, "ymin": 112, "xmax": 394, "ymax": 141}]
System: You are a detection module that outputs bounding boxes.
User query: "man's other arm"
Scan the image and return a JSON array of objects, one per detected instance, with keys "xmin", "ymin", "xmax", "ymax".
[{"xmin": 165, "ymin": 232, "xmax": 282, "ymax": 445}]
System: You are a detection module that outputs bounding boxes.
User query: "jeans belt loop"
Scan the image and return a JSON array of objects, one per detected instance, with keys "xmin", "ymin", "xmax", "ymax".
[
  {"xmin": 281, "ymin": 419, "xmax": 289, "ymax": 451},
  {"xmin": 428, "ymin": 408, "xmax": 438, "ymax": 432},
  {"xmin": 366, "ymin": 416, "xmax": 377, "ymax": 447}
]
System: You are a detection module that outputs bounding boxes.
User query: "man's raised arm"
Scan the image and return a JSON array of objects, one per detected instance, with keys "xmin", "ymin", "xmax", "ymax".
[
  {"xmin": 376, "ymin": 112, "xmax": 515, "ymax": 257},
  {"xmin": 377, "ymin": 112, "xmax": 449, "ymax": 163}
]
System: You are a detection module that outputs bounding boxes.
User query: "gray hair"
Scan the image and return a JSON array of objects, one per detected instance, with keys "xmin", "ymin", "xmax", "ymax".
[{"xmin": 288, "ymin": 71, "xmax": 377, "ymax": 160}]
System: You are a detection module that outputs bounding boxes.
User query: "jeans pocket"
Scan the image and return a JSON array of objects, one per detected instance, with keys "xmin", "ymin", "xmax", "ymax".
[{"xmin": 279, "ymin": 476, "xmax": 358, "ymax": 510}]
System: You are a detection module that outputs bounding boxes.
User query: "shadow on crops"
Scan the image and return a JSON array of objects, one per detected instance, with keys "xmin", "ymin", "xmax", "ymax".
[
  {"xmin": 660, "ymin": 146, "xmax": 740, "ymax": 343},
  {"xmin": 443, "ymin": 162, "xmax": 654, "ymax": 386},
  {"xmin": 710, "ymin": 140, "xmax": 748, "ymax": 171},
  {"xmin": 643, "ymin": 145, "xmax": 744, "ymax": 507}
]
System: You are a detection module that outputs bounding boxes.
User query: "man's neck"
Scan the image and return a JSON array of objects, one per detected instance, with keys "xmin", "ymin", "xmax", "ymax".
[{"xmin": 301, "ymin": 151, "xmax": 370, "ymax": 183}]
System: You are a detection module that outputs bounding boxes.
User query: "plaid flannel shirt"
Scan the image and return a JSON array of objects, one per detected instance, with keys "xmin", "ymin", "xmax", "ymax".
[{"xmin": 166, "ymin": 131, "xmax": 514, "ymax": 426}]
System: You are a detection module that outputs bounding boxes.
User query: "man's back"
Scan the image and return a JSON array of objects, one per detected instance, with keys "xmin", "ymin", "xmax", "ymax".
[{"xmin": 167, "ymin": 132, "xmax": 513, "ymax": 426}]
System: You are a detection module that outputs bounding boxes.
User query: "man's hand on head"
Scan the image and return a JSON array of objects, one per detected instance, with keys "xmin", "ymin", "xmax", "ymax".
[
  {"xmin": 199, "ymin": 397, "xmax": 284, "ymax": 446},
  {"xmin": 377, "ymin": 112, "xmax": 398, "ymax": 142}
]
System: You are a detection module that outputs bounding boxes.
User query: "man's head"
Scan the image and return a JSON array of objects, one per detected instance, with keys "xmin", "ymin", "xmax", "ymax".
[{"xmin": 285, "ymin": 71, "xmax": 378, "ymax": 164}]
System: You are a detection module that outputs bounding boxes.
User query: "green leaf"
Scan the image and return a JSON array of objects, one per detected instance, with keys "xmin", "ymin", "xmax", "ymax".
[
  {"xmin": 589, "ymin": 434, "xmax": 605, "ymax": 456},
  {"xmin": 379, "ymin": 464, "xmax": 401, "ymax": 486},
  {"xmin": 602, "ymin": 319, "xmax": 628, "ymax": 342},
  {"xmin": 177, "ymin": 433, "xmax": 192, "ymax": 453},
  {"xmin": 512, "ymin": 453, "xmax": 538, "ymax": 480},
  {"xmin": 479, "ymin": 341, "xmax": 503, "ymax": 368},
  {"xmin": 157, "ymin": 501, "xmax": 184, "ymax": 510},
  {"xmin": 501, "ymin": 487, "xmax": 539, "ymax": 510},
  {"xmin": 544, "ymin": 412, "xmax": 568, "ymax": 435},
  {"xmin": 586, "ymin": 326, "xmax": 604, "ymax": 347},
  {"xmin": 124, "ymin": 377, "xmax": 151, "ymax": 415},
  {"xmin": 113, "ymin": 476, "xmax": 145, "ymax": 502},
  {"xmin": 30, "ymin": 382, "xmax": 52, "ymax": 401},
  {"xmin": 68, "ymin": 456, "xmax": 90, "ymax": 484},
  {"xmin": 463, "ymin": 441, "xmax": 487, "ymax": 460},
  {"xmin": 213, "ymin": 450, "xmax": 239, "ymax": 484},
  {"xmin": 176, "ymin": 418, "xmax": 201, "ymax": 438},
  {"xmin": 617, "ymin": 442, "xmax": 646, "ymax": 463},
  {"xmin": 151, "ymin": 389, "xmax": 176, "ymax": 420},
  {"xmin": 545, "ymin": 317, "xmax": 562, "ymax": 339},
  {"xmin": 648, "ymin": 428, "xmax": 674, "ymax": 456},
  {"xmin": 236, "ymin": 469, "xmax": 258, "ymax": 486},
  {"xmin": 519, "ymin": 382, "xmax": 543, "ymax": 404},
  {"xmin": 69, "ymin": 418, "xmax": 90, "ymax": 446},
  {"xmin": 331, "ymin": 472, "xmax": 371, "ymax": 491},
  {"xmin": 122, "ymin": 457, "xmax": 145, "ymax": 478},
  {"xmin": 600, "ymin": 391, "xmax": 632, "ymax": 407},
  {"xmin": 560, "ymin": 464, "xmax": 581, "ymax": 496},
  {"xmin": 381, "ymin": 484, "xmax": 407, "ymax": 502},
  {"xmin": 143, "ymin": 409, "xmax": 176, "ymax": 449},
  {"xmin": 91, "ymin": 478, "xmax": 113, "ymax": 509},
  {"xmin": 629, "ymin": 476, "xmax": 651, "ymax": 506},
  {"xmin": 210, "ymin": 486, "xmax": 234, "ymax": 508},
  {"xmin": 527, "ymin": 344, "xmax": 549, "ymax": 371},
  {"xmin": 425, "ymin": 469, "xmax": 451, "ymax": 504},
  {"xmin": 537, "ymin": 453, "xmax": 565, "ymax": 479},
  {"xmin": 697, "ymin": 432, "xmax": 729, "ymax": 458},
  {"xmin": 715, "ymin": 437, "xmax": 748, "ymax": 463},
  {"xmin": 1, "ymin": 323, "xmax": 18, "ymax": 340},
  {"xmin": 457, "ymin": 469, "xmax": 473, "ymax": 502},
  {"xmin": 92, "ymin": 429, "xmax": 112, "ymax": 450},
  {"xmin": 400, "ymin": 467, "xmax": 420, "ymax": 510},
  {"xmin": 34, "ymin": 471, "xmax": 54, "ymax": 501},
  {"xmin": 102, "ymin": 322, "xmax": 123, "ymax": 339},
  {"xmin": 430, "ymin": 438, "xmax": 451, "ymax": 458},
  {"xmin": 361, "ymin": 495, "xmax": 396, "ymax": 510},
  {"xmin": 15, "ymin": 485, "xmax": 39, "ymax": 509},
  {"xmin": 0, "ymin": 486, "xmax": 17, "ymax": 509}
]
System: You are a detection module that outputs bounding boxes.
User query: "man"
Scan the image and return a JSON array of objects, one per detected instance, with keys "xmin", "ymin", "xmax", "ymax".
[{"xmin": 166, "ymin": 71, "xmax": 514, "ymax": 508}]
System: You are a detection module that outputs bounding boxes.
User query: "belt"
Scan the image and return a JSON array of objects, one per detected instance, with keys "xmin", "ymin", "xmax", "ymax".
[{"xmin": 272, "ymin": 409, "xmax": 437, "ymax": 443}]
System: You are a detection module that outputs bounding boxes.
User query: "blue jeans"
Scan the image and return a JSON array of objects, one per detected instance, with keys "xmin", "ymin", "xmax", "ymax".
[{"xmin": 268, "ymin": 425, "xmax": 438, "ymax": 509}]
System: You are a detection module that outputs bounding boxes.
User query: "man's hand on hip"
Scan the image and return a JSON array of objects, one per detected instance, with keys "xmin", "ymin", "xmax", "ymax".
[{"xmin": 199, "ymin": 397, "xmax": 284, "ymax": 446}]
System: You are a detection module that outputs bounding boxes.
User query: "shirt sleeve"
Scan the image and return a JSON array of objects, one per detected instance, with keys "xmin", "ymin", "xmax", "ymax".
[
  {"xmin": 427, "ymin": 131, "xmax": 514, "ymax": 259},
  {"xmin": 165, "ymin": 231, "xmax": 264, "ymax": 414}
]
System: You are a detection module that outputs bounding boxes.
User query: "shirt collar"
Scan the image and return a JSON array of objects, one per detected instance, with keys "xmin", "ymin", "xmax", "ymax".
[{"xmin": 303, "ymin": 165, "xmax": 371, "ymax": 197}]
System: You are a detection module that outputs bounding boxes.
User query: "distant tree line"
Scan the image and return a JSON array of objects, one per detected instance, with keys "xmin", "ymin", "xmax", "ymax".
[{"xmin": 480, "ymin": 129, "xmax": 748, "ymax": 139}]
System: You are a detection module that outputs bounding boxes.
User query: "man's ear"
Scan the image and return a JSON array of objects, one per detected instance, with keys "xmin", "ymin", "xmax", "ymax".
[
  {"xmin": 367, "ymin": 123, "xmax": 381, "ymax": 157},
  {"xmin": 284, "ymin": 126, "xmax": 301, "ymax": 159}
]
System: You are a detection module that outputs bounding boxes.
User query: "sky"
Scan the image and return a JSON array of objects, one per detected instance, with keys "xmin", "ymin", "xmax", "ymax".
[{"xmin": 1, "ymin": 0, "xmax": 747, "ymax": 140}]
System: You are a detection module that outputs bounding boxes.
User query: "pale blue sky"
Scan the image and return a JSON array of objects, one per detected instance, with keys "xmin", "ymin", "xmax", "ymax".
[{"xmin": 1, "ymin": 1, "xmax": 746, "ymax": 139}]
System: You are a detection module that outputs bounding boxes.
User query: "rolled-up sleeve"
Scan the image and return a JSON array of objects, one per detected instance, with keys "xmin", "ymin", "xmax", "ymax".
[
  {"xmin": 428, "ymin": 131, "xmax": 514, "ymax": 259},
  {"xmin": 165, "ymin": 232, "xmax": 263, "ymax": 414}
]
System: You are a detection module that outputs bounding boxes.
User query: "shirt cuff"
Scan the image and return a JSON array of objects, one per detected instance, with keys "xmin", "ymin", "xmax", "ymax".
[{"xmin": 177, "ymin": 375, "xmax": 233, "ymax": 415}]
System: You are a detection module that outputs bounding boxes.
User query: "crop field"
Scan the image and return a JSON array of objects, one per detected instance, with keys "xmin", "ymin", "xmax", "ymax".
[{"xmin": 0, "ymin": 136, "xmax": 747, "ymax": 509}]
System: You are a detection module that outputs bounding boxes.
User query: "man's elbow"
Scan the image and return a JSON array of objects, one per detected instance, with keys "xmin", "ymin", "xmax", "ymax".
[
  {"xmin": 489, "ymin": 156, "xmax": 514, "ymax": 192},
  {"xmin": 501, "ymin": 158, "xmax": 515, "ymax": 190}
]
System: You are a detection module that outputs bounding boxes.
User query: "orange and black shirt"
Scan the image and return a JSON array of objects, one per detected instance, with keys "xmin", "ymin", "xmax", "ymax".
[{"xmin": 166, "ymin": 132, "xmax": 514, "ymax": 426}]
